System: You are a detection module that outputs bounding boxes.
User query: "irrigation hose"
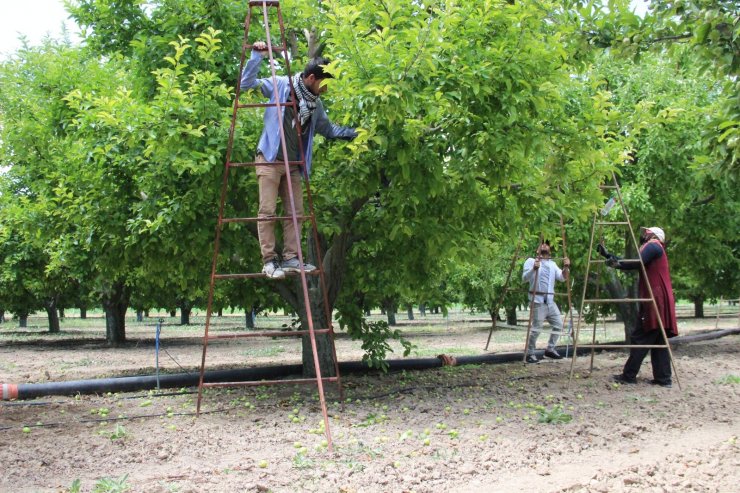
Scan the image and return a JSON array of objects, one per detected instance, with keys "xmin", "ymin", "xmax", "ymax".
[{"xmin": 1, "ymin": 328, "xmax": 737, "ymax": 401}]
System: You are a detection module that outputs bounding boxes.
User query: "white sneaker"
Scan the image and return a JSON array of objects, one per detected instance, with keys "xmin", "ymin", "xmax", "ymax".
[
  {"xmin": 262, "ymin": 259, "xmax": 285, "ymax": 279},
  {"xmin": 281, "ymin": 257, "xmax": 316, "ymax": 273}
]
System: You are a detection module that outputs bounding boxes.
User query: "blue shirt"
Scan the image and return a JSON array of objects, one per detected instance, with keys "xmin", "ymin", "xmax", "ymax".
[{"xmin": 239, "ymin": 51, "xmax": 357, "ymax": 177}]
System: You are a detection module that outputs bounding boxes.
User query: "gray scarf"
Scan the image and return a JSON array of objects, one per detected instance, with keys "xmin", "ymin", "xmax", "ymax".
[{"xmin": 292, "ymin": 73, "xmax": 318, "ymax": 127}]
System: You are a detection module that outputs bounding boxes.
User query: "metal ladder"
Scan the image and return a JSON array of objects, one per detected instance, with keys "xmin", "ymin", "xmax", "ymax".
[
  {"xmin": 568, "ymin": 171, "xmax": 681, "ymax": 389},
  {"xmin": 196, "ymin": 0, "xmax": 342, "ymax": 451}
]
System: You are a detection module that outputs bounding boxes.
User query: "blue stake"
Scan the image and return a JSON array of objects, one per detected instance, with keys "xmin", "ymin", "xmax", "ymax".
[{"xmin": 155, "ymin": 318, "xmax": 163, "ymax": 390}]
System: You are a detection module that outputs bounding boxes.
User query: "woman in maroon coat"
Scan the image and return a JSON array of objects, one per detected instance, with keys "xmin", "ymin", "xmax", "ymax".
[{"xmin": 606, "ymin": 227, "xmax": 677, "ymax": 388}]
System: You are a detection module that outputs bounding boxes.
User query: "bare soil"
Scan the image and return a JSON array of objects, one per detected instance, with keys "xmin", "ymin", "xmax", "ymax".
[{"xmin": 0, "ymin": 313, "xmax": 738, "ymax": 492}]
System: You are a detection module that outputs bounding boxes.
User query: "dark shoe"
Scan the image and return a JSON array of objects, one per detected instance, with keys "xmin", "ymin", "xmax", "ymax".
[
  {"xmin": 543, "ymin": 349, "xmax": 563, "ymax": 360},
  {"xmin": 612, "ymin": 373, "xmax": 637, "ymax": 385},
  {"xmin": 525, "ymin": 354, "xmax": 540, "ymax": 364},
  {"xmin": 281, "ymin": 257, "xmax": 316, "ymax": 273},
  {"xmin": 650, "ymin": 379, "xmax": 672, "ymax": 388}
]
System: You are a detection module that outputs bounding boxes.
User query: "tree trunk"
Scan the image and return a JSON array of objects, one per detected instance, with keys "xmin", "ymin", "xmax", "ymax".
[
  {"xmin": 217, "ymin": 308, "xmax": 223, "ymax": 317},
  {"xmin": 419, "ymin": 303, "xmax": 426, "ymax": 316},
  {"xmin": 169, "ymin": 309, "xmax": 176, "ymax": 318},
  {"xmin": 245, "ymin": 308, "xmax": 255, "ymax": 329},
  {"xmin": 383, "ymin": 299, "xmax": 397, "ymax": 326},
  {"xmin": 506, "ymin": 305, "xmax": 518, "ymax": 325},
  {"xmin": 58, "ymin": 307, "xmax": 65, "ymax": 319},
  {"xmin": 45, "ymin": 298, "xmax": 60, "ymax": 334},
  {"xmin": 102, "ymin": 282, "xmax": 128, "ymax": 345},
  {"xmin": 179, "ymin": 301, "xmax": 192, "ymax": 325},
  {"xmin": 19, "ymin": 313, "xmax": 28, "ymax": 328},
  {"xmin": 79, "ymin": 305, "xmax": 87, "ymax": 319},
  {"xmin": 601, "ymin": 271, "xmax": 638, "ymax": 342},
  {"xmin": 303, "ymin": 27, "xmax": 320, "ymax": 58},
  {"xmin": 300, "ymin": 284, "xmax": 336, "ymax": 378},
  {"xmin": 693, "ymin": 297, "xmax": 704, "ymax": 318},
  {"xmin": 0, "ymin": 309, "xmax": 4, "ymax": 323},
  {"xmin": 136, "ymin": 310, "xmax": 144, "ymax": 322},
  {"xmin": 406, "ymin": 304, "xmax": 414, "ymax": 320}
]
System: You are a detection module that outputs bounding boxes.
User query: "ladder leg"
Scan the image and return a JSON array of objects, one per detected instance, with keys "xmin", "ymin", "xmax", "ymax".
[
  {"xmin": 197, "ymin": 6, "xmax": 255, "ymax": 415},
  {"xmin": 485, "ymin": 240, "xmax": 521, "ymax": 351},
  {"xmin": 568, "ymin": 212, "xmax": 598, "ymax": 386},
  {"xmin": 259, "ymin": 2, "xmax": 334, "ymax": 452}
]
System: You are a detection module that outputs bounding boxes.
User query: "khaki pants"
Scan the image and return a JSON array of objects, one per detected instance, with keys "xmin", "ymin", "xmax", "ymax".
[
  {"xmin": 255, "ymin": 154, "xmax": 303, "ymax": 263},
  {"xmin": 527, "ymin": 302, "xmax": 563, "ymax": 355}
]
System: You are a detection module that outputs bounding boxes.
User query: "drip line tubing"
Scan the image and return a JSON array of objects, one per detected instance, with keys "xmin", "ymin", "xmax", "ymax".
[{"xmin": 2, "ymin": 328, "xmax": 737, "ymax": 401}]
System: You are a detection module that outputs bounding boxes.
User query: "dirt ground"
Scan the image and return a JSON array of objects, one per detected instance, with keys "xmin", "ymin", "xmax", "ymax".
[{"xmin": 0, "ymin": 314, "xmax": 738, "ymax": 493}]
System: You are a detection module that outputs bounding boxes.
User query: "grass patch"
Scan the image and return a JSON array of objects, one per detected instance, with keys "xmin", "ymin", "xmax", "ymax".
[
  {"xmin": 92, "ymin": 474, "xmax": 130, "ymax": 493},
  {"xmin": 537, "ymin": 405, "xmax": 573, "ymax": 424},
  {"xmin": 60, "ymin": 358, "xmax": 95, "ymax": 370},
  {"xmin": 716, "ymin": 374, "xmax": 740, "ymax": 385},
  {"xmin": 239, "ymin": 345, "xmax": 286, "ymax": 358}
]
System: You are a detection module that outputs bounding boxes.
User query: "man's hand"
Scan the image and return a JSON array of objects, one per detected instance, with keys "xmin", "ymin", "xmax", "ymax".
[
  {"xmin": 596, "ymin": 242, "xmax": 610, "ymax": 259},
  {"xmin": 252, "ymin": 41, "xmax": 269, "ymax": 57},
  {"xmin": 563, "ymin": 257, "xmax": 570, "ymax": 269},
  {"xmin": 606, "ymin": 256, "xmax": 619, "ymax": 268},
  {"xmin": 533, "ymin": 259, "xmax": 540, "ymax": 270}
]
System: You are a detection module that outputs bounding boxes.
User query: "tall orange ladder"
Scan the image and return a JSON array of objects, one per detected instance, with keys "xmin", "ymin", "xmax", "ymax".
[
  {"xmin": 568, "ymin": 171, "xmax": 681, "ymax": 389},
  {"xmin": 196, "ymin": 0, "xmax": 342, "ymax": 451}
]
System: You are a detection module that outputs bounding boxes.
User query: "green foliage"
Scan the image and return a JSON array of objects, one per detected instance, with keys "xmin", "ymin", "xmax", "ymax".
[
  {"xmin": 92, "ymin": 474, "xmax": 130, "ymax": 493},
  {"xmin": 1, "ymin": 0, "xmax": 736, "ymax": 365},
  {"xmin": 716, "ymin": 374, "xmax": 740, "ymax": 385},
  {"xmin": 107, "ymin": 424, "xmax": 128, "ymax": 441},
  {"xmin": 537, "ymin": 404, "xmax": 573, "ymax": 424},
  {"xmin": 573, "ymin": 0, "xmax": 740, "ymax": 180},
  {"xmin": 68, "ymin": 479, "xmax": 82, "ymax": 493},
  {"xmin": 340, "ymin": 318, "xmax": 414, "ymax": 372}
]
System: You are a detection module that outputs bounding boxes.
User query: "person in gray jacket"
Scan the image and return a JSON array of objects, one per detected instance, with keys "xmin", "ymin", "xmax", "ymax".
[
  {"xmin": 240, "ymin": 41, "xmax": 357, "ymax": 279},
  {"xmin": 522, "ymin": 242, "xmax": 570, "ymax": 363}
]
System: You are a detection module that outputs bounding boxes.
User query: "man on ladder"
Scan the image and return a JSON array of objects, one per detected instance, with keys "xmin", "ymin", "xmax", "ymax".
[
  {"xmin": 600, "ymin": 226, "xmax": 677, "ymax": 388},
  {"xmin": 522, "ymin": 241, "xmax": 571, "ymax": 363},
  {"xmin": 241, "ymin": 40, "xmax": 358, "ymax": 279}
]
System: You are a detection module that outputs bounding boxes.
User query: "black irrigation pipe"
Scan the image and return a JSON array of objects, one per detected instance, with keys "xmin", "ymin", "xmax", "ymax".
[{"xmin": 2, "ymin": 328, "xmax": 738, "ymax": 401}]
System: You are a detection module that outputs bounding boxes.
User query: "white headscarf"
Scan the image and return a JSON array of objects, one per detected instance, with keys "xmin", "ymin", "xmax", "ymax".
[{"xmin": 646, "ymin": 227, "xmax": 665, "ymax": 243}]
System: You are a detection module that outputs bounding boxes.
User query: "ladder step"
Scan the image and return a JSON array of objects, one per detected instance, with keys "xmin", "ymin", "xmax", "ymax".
[
  {"xmin": 574, "ymin": 344, "xmax": 669, "ymax": 349},
  {"xmin": 229, "ymin": 160, "xmax": 303, "ymax": 167},
  {"xmin": 589, "ymin": 258, "xmax": 642, "ymax": 263},
  {"xmin": 221, "ymin": 215, "xmax": 313, "ymax": 224},
  {"xmin": 237, "ymin": 102, "xmax": 293, "ymax": 109},
  {"xmin": 515, "ymin": 255, "xmax": 570, "ymax": 261},
  {"xmin": 595, "ymin": 221, "xmax": 630, "ymax": 225},
  {"xmin": 599, "ymin": 185, "xmax": 618, "ymax": 190},
  {"xmin": 202, "ymin": 376, "xmax": 339, "ymax": 388},
  {"xmin": 583, "ymin": 298, "xmax": 653, "ymax": 303},
  {"xmin": 207, "ymin": 328, "xmax": 331, "ymax": 339},
  {"xmin": 215, "ymin": 271, "xmax": 321, "ymax": 280}
]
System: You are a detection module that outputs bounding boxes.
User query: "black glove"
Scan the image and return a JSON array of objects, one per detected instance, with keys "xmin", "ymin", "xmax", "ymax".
[{"xmin": 596, "ymin": 243, "xmax": 610, "ymax": 259}]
